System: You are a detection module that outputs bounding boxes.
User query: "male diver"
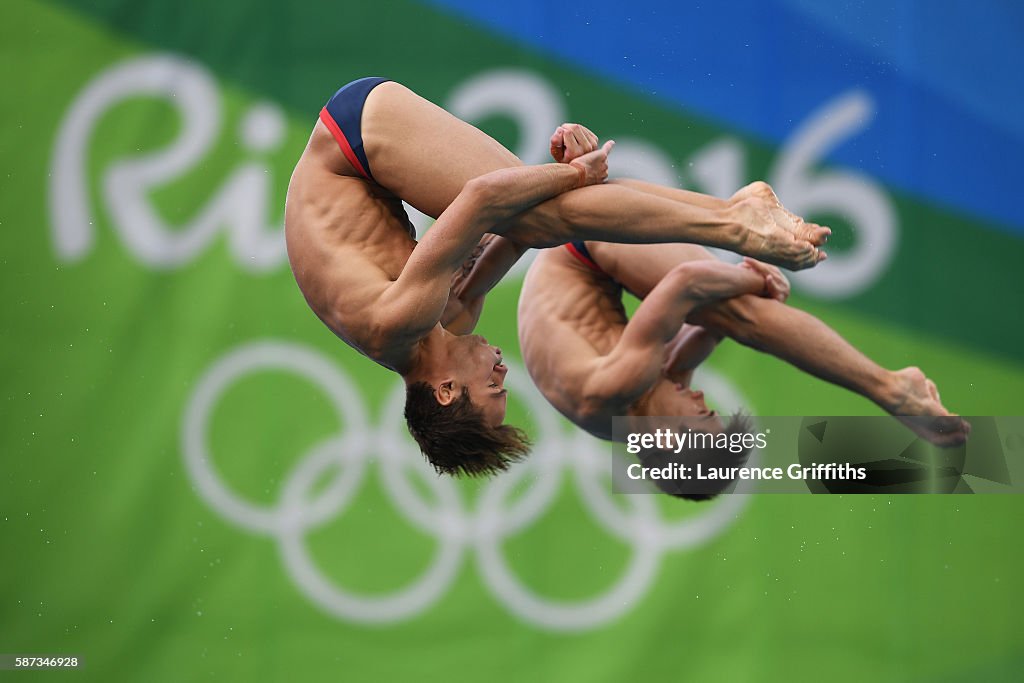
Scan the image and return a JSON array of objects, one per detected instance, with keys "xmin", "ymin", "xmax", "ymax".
[
  {"xmin": 515, "ymin": 238, "xmax": 969, "ymax": 488},
  {"xmin": 285, "ymin": 78, "xmax": 830, "ymax": 469}
]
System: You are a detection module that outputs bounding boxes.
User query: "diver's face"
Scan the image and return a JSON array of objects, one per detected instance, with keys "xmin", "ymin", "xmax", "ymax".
[
  {"xmin": 675, "ymin": 385, "xmax": 717, "ymax": 419},
  {"xmin": 449, "ymin": 334, "xmax": 508, "ymax": 427},
  {"xmin": 646, "ymin": 381, "xmax": 724, "ymax": 432}
]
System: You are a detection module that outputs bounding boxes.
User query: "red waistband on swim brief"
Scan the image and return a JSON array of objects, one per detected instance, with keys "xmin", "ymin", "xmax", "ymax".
[
  {"xmin": 319, "ymin": 107, "xmax": 371, "ymax": 180},
  {"xmin": 565, "ymin": 242, "xmax": 605, "ymax": 274}
]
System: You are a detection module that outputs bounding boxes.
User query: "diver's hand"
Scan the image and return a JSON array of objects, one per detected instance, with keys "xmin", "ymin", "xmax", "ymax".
[
  {"xmin": 739, "ymin": 257, "xmax": 790, "ymax": 302},
  {"xmin": 550, "ymin": 123, "xmax": 600, "ymax": 163},
  {"xmin": 568, "ymin": 140, "xmax": 615, "ymax": 187}
]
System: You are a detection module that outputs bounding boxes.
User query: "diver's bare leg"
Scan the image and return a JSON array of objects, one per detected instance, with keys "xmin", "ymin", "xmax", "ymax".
[
  {"xmin": 586, "ymin": 241, "xmax": 968, "ymax": 444},
  {"xmin": 608, "ymin": 178, "xmax": 730, "ymax": 210},
  {"xmin": 360, "ymin": 82, "xmax": 826, "ymax": 269},
  {"xmin": 607, "ymin": 178, "xmax": 800, "ymax": 211},
  {"xmin": 696, "ymin": 297, "xmax": 969, "ymax": 446}
]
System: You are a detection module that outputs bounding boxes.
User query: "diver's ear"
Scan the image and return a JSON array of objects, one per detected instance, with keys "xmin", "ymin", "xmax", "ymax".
[{"xmin": 435, "ymin": 380, "xmax": 457, "ymax": 406}]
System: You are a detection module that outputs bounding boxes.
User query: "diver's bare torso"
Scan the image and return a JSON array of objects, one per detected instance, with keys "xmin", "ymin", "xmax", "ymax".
[
  {"xmin": 285, "ymin": 120, "xmax": 417, "ymax": 370},
  {"xmin": 518, "ymin": 247, "xmax": 636, "ymax": 439},
  {"xmin": 285, "ymin": 82, "xmax": 528, "ymax": 372}
]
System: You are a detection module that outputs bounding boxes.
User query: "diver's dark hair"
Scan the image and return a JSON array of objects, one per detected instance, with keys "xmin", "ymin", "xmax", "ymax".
[
  {"xmin": 638, "ymin": 413, "xmax": 754, "ymax": 501},
  {"xmin": 404, "ymin": 382, "xmax": 531, "ymax": 477}
]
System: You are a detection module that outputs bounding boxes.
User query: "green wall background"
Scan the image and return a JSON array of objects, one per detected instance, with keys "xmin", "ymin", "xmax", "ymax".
[{"xmin": 2, "ymin": 1, "xmax": 1022, "ymax": 680}]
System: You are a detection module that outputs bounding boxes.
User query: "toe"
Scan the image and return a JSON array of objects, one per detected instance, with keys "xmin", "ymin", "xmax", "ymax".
[
  {"xmin": 806, "ymin": 224, "xmax": 831, "ymax": 246},
  {"xmin": 793, "ymin": 247, "xmax": 816, "ymax": 271},
  {"xmin": 804, "ymin": 247, "xmax": 827, "ymax": 267},
  {"xmin": 804, "ymin": 247, "xmax": 827, "ymax": 269}
]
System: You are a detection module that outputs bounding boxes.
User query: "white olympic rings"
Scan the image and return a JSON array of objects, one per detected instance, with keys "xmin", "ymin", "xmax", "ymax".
[{"xmin": 181, "ymin": 340, "xmax": 750, "ymax": 632}]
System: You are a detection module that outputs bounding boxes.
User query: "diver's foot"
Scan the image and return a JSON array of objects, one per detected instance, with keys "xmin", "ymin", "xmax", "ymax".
[
  {"xmin": 730, "ymin": 181, "xmax": 783, "ymax": 210},
  {"xmin": 730, "ymin": 180, "xmax": 826, "ymax": 234},
  {"xmin": 886, "ymin": 367, "xmax": 970, "ymax": 447},
  {"xmin": 728, "ymin": 195, "xmax": 830, "ymax": 271}
]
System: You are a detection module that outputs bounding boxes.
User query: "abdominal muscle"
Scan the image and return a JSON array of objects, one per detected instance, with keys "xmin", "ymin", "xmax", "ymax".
[
  {"xmin": 285, "ymin": 121, "xmax": 418, "ymax": 364},
  {"xmin": 518, "ymin": 248, "xmax": 631, "ymax": 437}
]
